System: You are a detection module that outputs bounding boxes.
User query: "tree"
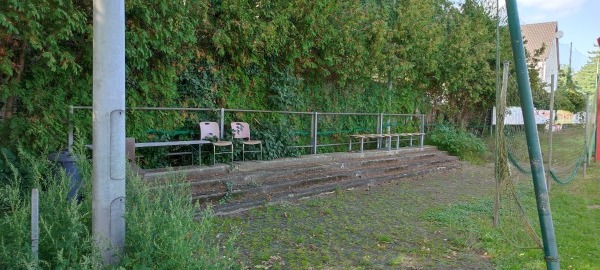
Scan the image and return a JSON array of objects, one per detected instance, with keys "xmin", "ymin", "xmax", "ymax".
[
  {"xmin": 1, "ymin": 0, "xmax": 202, "ymax": 151},
  {"xmin": 556, "ymin": 66, "xmax": 586, "ymax": 112},
  {"xmin": 573, "ymin": 46, "xmax": 600, "ymax": 94},
  {"xmin": 1, "ymin": 0, "xmax": 91, "ymax": 150},
  {"xmin": 1, "ymin": 0, "xmax": 513, "ymax": 153},
  {"xmin": 433, "ymin": 0, "xmax": 500, "ymax": 127},
  {"xmin": 507, "ymin": 38, "xmax": 550, "ymax": 109}
]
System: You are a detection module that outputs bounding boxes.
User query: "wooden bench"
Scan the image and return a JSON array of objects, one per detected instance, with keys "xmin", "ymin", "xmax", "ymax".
[
  {"xmin": 88, "ymin": 138, "xmax": 210, "ymax": 166},
  {"xmin": 128, "ymin": 138, "xmax": 210, "ymax": 165},
  {"xmin": 349, "ymin": 132, "xmax": 424, "ymax": 153},
  {"xmin": 388, "ymin": 132, "xmax": 425, "ymax": 149},
  {"xmin": 349, "ymin": 134, "xmax": 392, "ymax": 153}
]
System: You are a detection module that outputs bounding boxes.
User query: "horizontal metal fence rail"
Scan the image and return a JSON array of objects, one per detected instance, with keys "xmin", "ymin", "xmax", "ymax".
[{"xmin": 69, "ymin": 106, "xmax": 424, "ymax": 154}]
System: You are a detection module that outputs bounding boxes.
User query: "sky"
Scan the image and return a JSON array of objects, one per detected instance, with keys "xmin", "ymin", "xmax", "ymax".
[{"xmin": 512, "ymin": 0, "xmax": 600, "ymax": 70}]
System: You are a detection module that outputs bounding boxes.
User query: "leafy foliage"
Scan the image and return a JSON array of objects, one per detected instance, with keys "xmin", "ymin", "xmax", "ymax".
[
  {"xmin": 0, "ymin": 147, "xmax": 16, "ymax": 183},
  {"xmin": 2, "ymin": 0, "xmax": 512, "ymax": 154},
  {"xmin": 251, "ymin": 121, "xmax": 301, "ymax": 160},
  {"xmin": 1, "ymin": 0, "xmax": 92, "ymax": 151},
  {"xmin": 556, "ymin": 66, "xmax": 586, "ymax": 113},
  {"xmin": 573, "ymin": 46, "xmax": 600, "ymax": 94},
  {"xmin": 0, "ymin": 150, "xmax": 239, "ymax": 269},
  {"xmin": 426, "ymin": 124, "xmax": 487, "ymax": 163},
  {"xmin": 0, "ymin": 150, "xmax": 99, "ymax": 269},
  {"xmin": 123, "ymin": 175, "xmax": 239, "ymax": 269}
]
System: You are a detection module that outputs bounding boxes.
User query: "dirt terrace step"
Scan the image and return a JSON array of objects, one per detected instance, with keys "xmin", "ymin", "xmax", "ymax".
[
  {"xmin": 142, "ymin": 146, "xmax": 439, "ymax": 182},
  {"xmin": 194, "ymin": 153, "xmax": 459, "ymax": 206},
  {"xmin": 187, "ymin": 150, "xmax": 448, "ymax": 196},
  {"xmin": 139, "ymin": 146, "xmax": 461, "ymax": 216},
  {"xmin": 209, "ymin": 160, "xmax": 462, "ymax": 216},
  {"xmin": 188, "ymin": 151, "xmax": 454, "ymax": 199}
]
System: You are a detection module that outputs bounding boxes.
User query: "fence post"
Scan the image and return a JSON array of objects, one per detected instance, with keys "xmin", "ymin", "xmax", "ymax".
[
  {"xmin": 311, "ymin": 112, "xmax": 318, "ymax": 154},
  {"xmin": 377, "ymin": 113, "xmax": 383, "ymax": 148},
  {"xmin": 584, "ymin": 93, "xmax": 590, "ymax": 176},
  {"xmin": 31, "ymin": 189, "xmax": 39, "ymax": 266},
  {"xmin": 68, "ymin": 105, "xmax": 74, "ymax": 153},
  {"xmin": 594, "ymin": 70, "xmax": 600, "ymax": 162},
  {"xmin": 220, "ymin": 108, "xmax": 225, "ymax": 140},
  {"xmin": 420, "ymin": 114, "xmax": 425, "ymax": 149},
  {"xmin": 547, "ymin": 74, "xmax": 555, "ymax": 192},
  {"xmin": 386, "ymin": 118, "xmax": 391, "ymax": 134},
  {"xmin": 494, "ymin": 61, "xmax": 510, "ymax": 227}
]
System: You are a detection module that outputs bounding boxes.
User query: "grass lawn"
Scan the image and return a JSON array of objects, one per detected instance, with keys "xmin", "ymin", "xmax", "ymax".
[{"xmin": 217, "ymin": 157, "xmax": 599, "ymax": 269}]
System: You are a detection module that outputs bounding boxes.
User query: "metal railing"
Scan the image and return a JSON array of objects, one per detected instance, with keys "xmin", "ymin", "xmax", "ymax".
[{"xmin": 69, "ymin": 106, "xmax": 425, "ymax": 154}]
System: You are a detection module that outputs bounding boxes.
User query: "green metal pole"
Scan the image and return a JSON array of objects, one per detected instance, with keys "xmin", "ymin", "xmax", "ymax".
[{"xmin": 504, "ymin": 1, "xmax": 560, "ymax": 269}]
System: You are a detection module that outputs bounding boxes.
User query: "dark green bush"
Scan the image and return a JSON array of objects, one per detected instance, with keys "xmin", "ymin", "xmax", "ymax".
[
  {"xmin": 0, "ymin": 148, "xmax": 17, "ymax": 182},
  {"xmin": 426, "ymin": 125, "xmax": 487, "ymax": 163}
]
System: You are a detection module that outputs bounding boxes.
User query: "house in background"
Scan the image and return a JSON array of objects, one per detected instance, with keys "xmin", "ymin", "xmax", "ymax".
[{"xmin": 521, "ymin": 21, "xmax": 561, "ymax": 92}]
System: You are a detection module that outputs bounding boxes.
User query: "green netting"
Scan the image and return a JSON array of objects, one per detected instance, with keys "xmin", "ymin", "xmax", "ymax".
[
  {"xmin": 507, "ymin": 150, "xmax": 531, "ymax": 174},
  {"xmin": 500, "ymin": 67, "xmax": 596, "ymax": 187},
  {"xmin": 548, "ymin": 148, "xmax": 586, "ymax": 185},
  {"xmin": 507, "ymin": 138, "xmax": 588, "ymax": 185},
  {"xmin": 494, "ymin": 65, "xmax": 596, "ymax": 251}
]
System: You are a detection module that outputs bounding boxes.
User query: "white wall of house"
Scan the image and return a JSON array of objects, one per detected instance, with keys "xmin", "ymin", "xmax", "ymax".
[{"xmin": 543, "ymin": 38, "xmax": 560, "ymax": 92}]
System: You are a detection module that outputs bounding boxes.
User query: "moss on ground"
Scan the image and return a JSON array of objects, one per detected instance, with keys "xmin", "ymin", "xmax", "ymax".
[
  {"xmin": 218, "ymin": 160, "xmax": 600, "ymax": 269},
  {"xmin": 219, "ymin": 163, "xmax": 497, "ymax": 269}
]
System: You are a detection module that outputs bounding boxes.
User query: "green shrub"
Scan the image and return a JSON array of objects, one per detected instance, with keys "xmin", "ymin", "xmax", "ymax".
[
  {"xmin": 0, "ymin": 150, "xmax": 239, "ymax": 269},
  {"xmin": 123, "ymin": 173, "xmax": 239, "ymax": 269},
  {"xmin": 0, "ymin": 150, "xmax": 99, "ymax": 269},
  {"xmin": 426, "ymin": 125, "xmax": 486, "ymax": 163},
  {"xmin": 0, "ymin": 147, "xmax": 17, "ymax": 183}
]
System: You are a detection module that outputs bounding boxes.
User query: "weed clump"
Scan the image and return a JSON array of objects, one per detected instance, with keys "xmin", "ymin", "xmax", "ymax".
[
  {"xmin": 0, "ymin": 149, "xmax": 239, "ymax": 269},
  {"xmin": 426, "ymin": 125, "xmax": 487, "ymax": 163}
]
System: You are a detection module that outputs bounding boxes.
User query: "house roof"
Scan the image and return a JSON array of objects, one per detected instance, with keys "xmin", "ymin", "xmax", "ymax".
[{"xmin": 521, "ymin": 21, "xmax": 558, "ymax": 61}]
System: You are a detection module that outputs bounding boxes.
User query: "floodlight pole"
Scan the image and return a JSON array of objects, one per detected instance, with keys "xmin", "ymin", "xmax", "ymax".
[
  {"xmin": 505, "ymin": 0, "xmax": 560, "ymax": 269},
  {"xmin": 93, "ymin": 0, "xmax": 126, "ymax": 265}
]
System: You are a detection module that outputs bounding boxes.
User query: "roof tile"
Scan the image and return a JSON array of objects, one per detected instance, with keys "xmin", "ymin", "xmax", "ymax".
[{"xmin": 521, "ymin": 21, "xmax": 558, "ymax": 60}]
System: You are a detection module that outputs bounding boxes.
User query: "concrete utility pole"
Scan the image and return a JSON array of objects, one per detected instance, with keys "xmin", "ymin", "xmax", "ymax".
[{"xmin": 93, "ymin": 0, "xmax": 126, "ymax": 265}]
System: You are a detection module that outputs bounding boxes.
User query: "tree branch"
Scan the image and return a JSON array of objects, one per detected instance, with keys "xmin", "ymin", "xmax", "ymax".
[{"xmin": 4, "ymin": 40, "xmax": 27, "ymax": 120}]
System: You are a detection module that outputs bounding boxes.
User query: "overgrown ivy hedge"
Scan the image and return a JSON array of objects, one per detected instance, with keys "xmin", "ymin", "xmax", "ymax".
[{"xmin": 2, "ymin": 0, "xmax": 514, "ymax": 154}]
